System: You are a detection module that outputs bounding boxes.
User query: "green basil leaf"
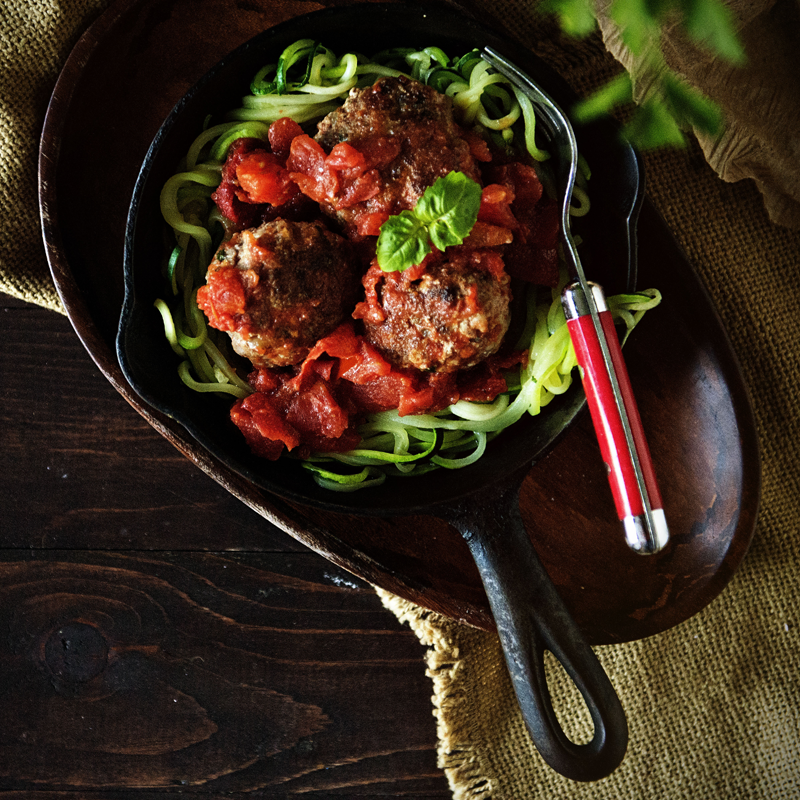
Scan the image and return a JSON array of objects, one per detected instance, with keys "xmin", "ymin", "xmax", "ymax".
[
  {"xmin": 376, "ymin": 211, "xmax": 431, "ymax": 272},
  {"xmin": 415, "ymin": 171, "xmax": 482, "ymax": 250},
  {"xmin": 376, "ymin": 171, "xmax": 482, "ymax": 272}
]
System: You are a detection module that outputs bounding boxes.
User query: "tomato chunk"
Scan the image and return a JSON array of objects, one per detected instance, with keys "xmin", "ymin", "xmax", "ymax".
[
  {"xmin": 231, "ymin": 392, "xmax": 301, "ymax": 459},
  {"xmin": 235, "ymin": 151, "xmax": 298, "ymax": 206},
  {"xmin": 211, "ymin": 137, "xmax": 266, "ymax": 226},
  {"xmin": 326, "ymin": 142, "xmax": 367, "ymax": 171},
  {"xmin": 338, "ymin": 339, "xmax": 393, "ymax": 384},
  {"xmin": 286, "ymin": 379, "xmax": 351, "ymax": 440},
  {"xmin": 356, "ymin": 211, "xmax": 389, "ymax": 237},
  {"xmin": 478, "ymin": 183, "xmax": 518, "ymax": 228},
  {"xmin": 462, "ymin": 129, "xmax": 493, "ymax": 162},
  {"xmin": 336, "ymin": 170, "xmax": 381, "ymax": 209},
  {"xmin": 196, "ymin": 266, "xmax": 247, "ymax": 331},
  {"xmin": 268, "ymin": 116, "xmax": 304, "ymax": 160},
  {"xmin": 463, "ymin": 221, "xmax": 513, "ymax": 248},
  {"xmin": 287, "ymin": 135, "xmax": 333, "ymax": 202}
]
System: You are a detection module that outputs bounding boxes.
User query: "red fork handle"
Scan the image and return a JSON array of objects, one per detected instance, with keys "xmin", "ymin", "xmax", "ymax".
[{"xmin": 562, "ymin": 281, "xmax": 669, "ymax": 554}]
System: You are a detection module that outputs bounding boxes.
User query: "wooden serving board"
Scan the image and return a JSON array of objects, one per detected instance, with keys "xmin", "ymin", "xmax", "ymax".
[{"xmin": 39, "ymin": 0, "xmax": 760, "ymax": 645}]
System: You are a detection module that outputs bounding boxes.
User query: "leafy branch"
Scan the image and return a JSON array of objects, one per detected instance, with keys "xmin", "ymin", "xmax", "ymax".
[{"xmin": 539, "ymin": 0, "xmax": 746, "ymax": 147}]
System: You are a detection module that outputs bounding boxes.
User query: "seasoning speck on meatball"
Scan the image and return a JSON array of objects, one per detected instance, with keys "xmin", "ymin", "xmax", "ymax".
[
  {"xmin": 197, "ymin": 219, "xmax": 359, "ymax": 367},
  {"xmin": 354, "ymin": 250, "xmax": 512, "ymax": 373}
]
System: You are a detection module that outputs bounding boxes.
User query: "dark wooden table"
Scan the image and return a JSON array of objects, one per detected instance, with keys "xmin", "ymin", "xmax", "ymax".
[{"xmin": 0, "ymin": 291, "xmax": 451, "ymax": 795}]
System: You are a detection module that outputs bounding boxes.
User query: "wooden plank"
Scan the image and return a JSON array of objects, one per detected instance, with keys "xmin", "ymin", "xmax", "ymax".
[
  {"xmin": 0, "ymin": 299, "xmax": 449, "ymax": 794},
  {"xmin": 1, "ymin": 303, "xmax": 297, "ymax": 552}
]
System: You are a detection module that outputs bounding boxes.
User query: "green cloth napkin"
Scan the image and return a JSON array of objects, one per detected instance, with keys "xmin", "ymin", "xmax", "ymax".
[{"xmin": 3, "ymin": 1, "xmax": 800, "ymax": 797}]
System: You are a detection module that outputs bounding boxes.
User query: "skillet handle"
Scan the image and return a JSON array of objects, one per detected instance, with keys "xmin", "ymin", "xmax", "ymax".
[{"xmin": 445, "ymin": 477, "xmax": 628, "ymax": 782}]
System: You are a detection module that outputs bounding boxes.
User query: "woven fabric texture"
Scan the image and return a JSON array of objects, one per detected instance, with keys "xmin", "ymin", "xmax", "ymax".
[
  {"xmin": 3, "ymin": 1, "xmax": 799, "ymax": 797},
  {"xmin": 1, "ymin": 0, "xmax": 109, "ymax": 311},
  {"xmin": 377, "ymin": 3, "xmax": 800, "ymax": 795}
]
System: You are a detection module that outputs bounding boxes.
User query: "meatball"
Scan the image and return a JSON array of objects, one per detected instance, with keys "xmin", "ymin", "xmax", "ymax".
[
  {"xmin": 313, "ymin": 76, "xmax": 481, "ymax": 235},
  {"xmin": 197, "ymin": 219, "xmax": 359, "ymax": 367},
  {"xmin": 355, "ymin": 250, "xmax": 512, "ymax": 373}
]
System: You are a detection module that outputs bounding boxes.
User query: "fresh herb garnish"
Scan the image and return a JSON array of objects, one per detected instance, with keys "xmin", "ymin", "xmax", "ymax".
[{"xmin": 376, "ymin": 171, "xmax": 482, "ymax": 272}]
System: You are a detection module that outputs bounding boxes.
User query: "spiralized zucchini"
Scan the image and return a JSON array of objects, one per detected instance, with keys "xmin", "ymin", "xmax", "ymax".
[{"xmin": 154, "ymin": 40, "xmax": 659, "ymax": 491}]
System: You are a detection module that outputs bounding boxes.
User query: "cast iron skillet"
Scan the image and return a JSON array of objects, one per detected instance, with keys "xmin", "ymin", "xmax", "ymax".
[{"xmin": 118, "ymin": 2, "xmax": 643, "ymax": 781}]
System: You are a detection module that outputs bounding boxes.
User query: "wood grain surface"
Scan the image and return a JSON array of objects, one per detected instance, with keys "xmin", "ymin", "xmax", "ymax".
[
  {"xmin": 37, "ymin": 0, "xmax": 760, "ymax": 646},
  {"xmin": 11, "ymin": 0, "xmax": 760, "ymax": 791},
  {"xmin": 1, "ymin": 295, "xmax": 449, "ymax": 795}
]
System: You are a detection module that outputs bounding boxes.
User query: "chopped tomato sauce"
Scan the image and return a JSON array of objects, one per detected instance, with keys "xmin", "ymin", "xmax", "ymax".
[
  {"xmin": 229, "ymin": 321, "xmax": 521, "ymax": 459},
  {"xmin": 464, "ymin": 221, "xmax": 513, "ymax": 248},
  {"xmin": 211, "ymin": 138, "xmax": 267, "ymax": 227},
  {"xmin": 478, "ymin": 183, "xmax": 518, "ymax": 228},
  {"xmin": 236, "ymin": 151, "xmax": 298, "ymax": 206},
  {"xmin": 196, "ymin": 266, "xmax": 247, "ymax": 331},
  {"xmin": 209, "ymin": 115, "xmax": 560, "ymax": 460},
  {"xmin": 357, "ymin": 211, "xmax": 389, "ymax": 237},
  {"xmin": 287, "ymin": 135, "xmax": 387, "ymax": 218},
  {"xmin": 483, "ymin": 161, "xmax": 560, "ymax": 285},
  {"xmin": 326, "ymin": 141, "xmax": 366, "ymax": 170},
  {"xmin": 232, "ymin": 392, "xmax": 302, "ymax": 459},
  {"xmin": 462, "ymin": 129, "xmax": 493, "ymax": 162},
  {"xmin": 268, "ymin": 117, "xmax": 304, "ymax": 160},
  {"xmin": 211, "ymin": 126, "xmax": 320, "ymax": 229}
]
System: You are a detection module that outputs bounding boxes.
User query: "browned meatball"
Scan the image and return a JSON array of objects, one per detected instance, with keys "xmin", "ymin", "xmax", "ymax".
[
  {"xmin": 355, "ymin": 250, "xmax": 512, "ymax": 373},
  {"xmin": 197, "ymin": 219, "xmax": 359, "ymax": 367},
  {"xmin": 314, "ymin": 76, "xmax": 482, "ymax": 235}
]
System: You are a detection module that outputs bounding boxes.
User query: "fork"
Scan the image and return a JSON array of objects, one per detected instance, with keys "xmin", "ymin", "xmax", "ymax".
[{"xmin": 481, "ymin": 46, "xmax": 669, "ymax": 555}]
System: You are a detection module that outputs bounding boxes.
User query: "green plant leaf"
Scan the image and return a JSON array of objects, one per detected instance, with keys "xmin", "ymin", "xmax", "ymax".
[
  {"xmin": 573, "ymin": 72, "xmax": 634, "ymax": 122},
  {"xmin": 415, "ymin": 171, "xmax": 482, "ymax": 250},
  {"xmin": 539, "ymin": 0, "xmax": 745, "ymax": 151},
  {"xmin": 662, "ymin": 72, "xmax": 724, "ymax": 135},
  {"xmin": 376, "ymin": 211, "xmax": 431, "ymax": 272},
  {"xmin": 624, "ymin": 95, "xmax": 687, "ymax": 148},
  {"xmin": 610, "ymin": 0, "xmax": 660, "ymax": 54},
  {"xmin": 376, "ymin": 172, "xmax": 482, "ymax": 272},
  {"xmin": 680, "ymin": 0, "xmax": 747, "ymax": 63},
  {"xmin": 539, "ymin": 0, "xmax": 597, "ymax": 36}
]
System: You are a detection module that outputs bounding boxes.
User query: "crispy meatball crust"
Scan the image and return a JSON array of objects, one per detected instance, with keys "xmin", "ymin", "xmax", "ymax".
[
  {"xmin": 314, "ymin": 76, "xmax": 481, "ymax": 233},
  {"xmin": 357, "ymin": 250, "xmax": 512, "ymax": 373},
  {"xmin": 199, "ymin": 219, "xmax": 359, "ymax": 367}
]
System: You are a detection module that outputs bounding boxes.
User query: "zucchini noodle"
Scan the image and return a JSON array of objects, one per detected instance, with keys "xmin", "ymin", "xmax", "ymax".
[{"xmin": 153, "ymin": 40, "xmax": 661, "ymax": 491}]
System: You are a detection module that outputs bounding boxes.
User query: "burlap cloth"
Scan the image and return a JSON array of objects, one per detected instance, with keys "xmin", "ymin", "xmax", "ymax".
[{"xmin": 4, "ymin": 0, "xmax": 799, "ymax": 796}]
